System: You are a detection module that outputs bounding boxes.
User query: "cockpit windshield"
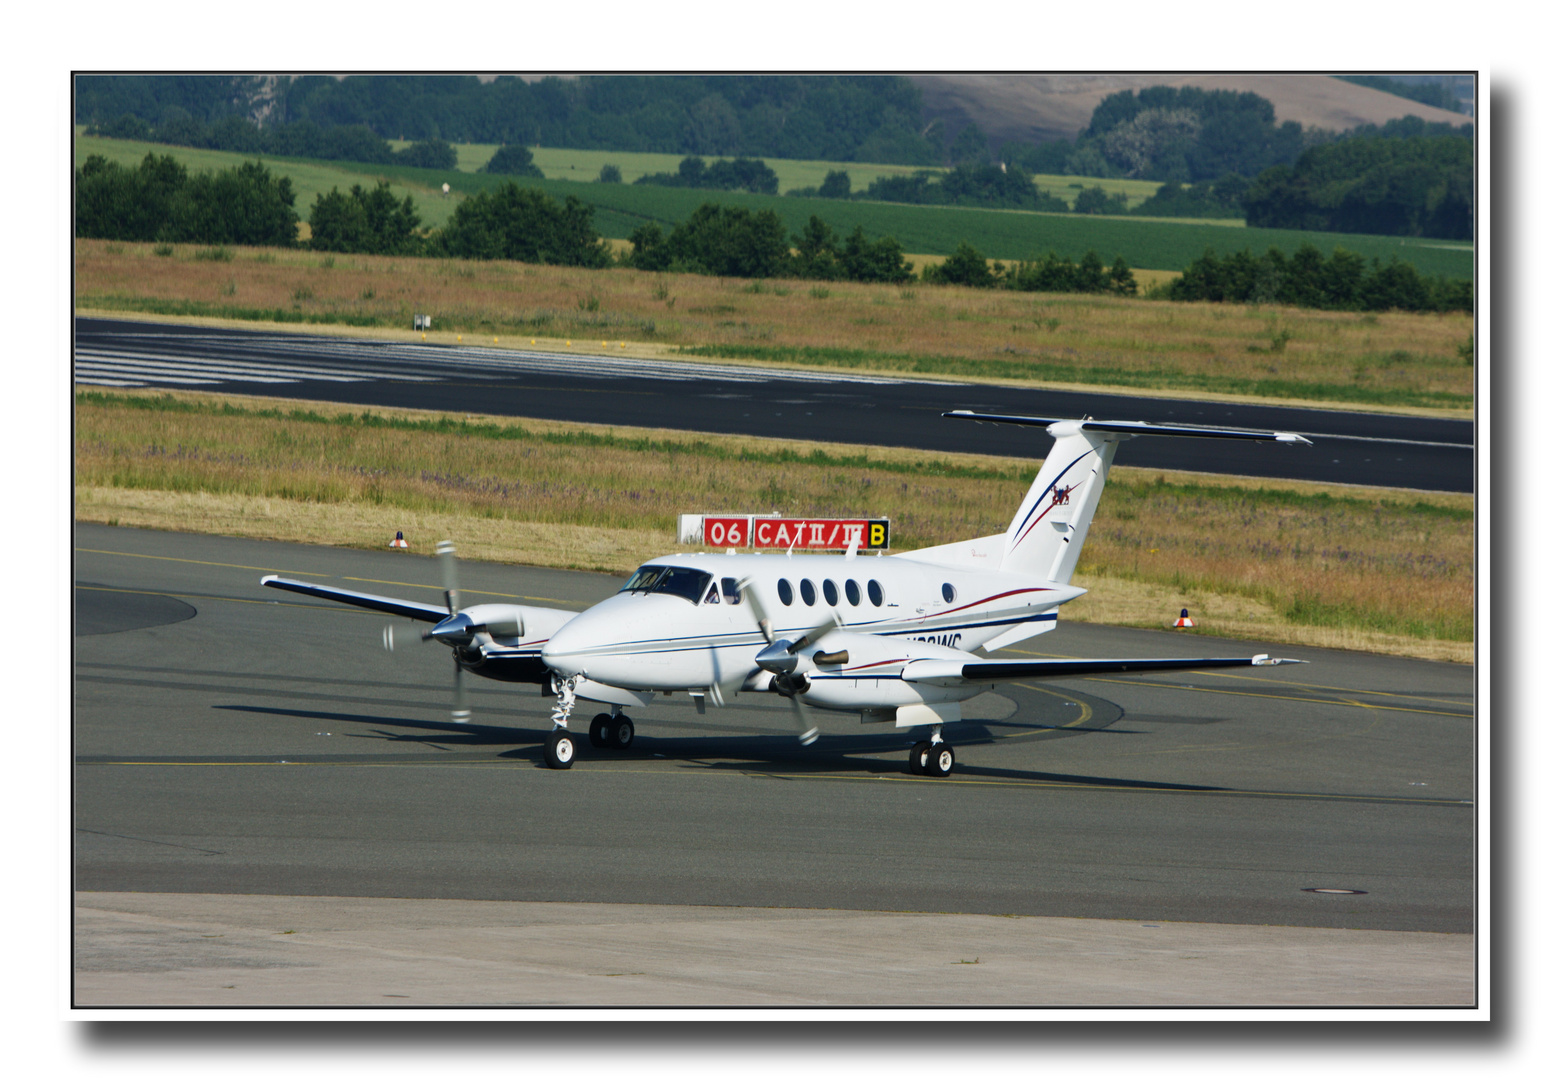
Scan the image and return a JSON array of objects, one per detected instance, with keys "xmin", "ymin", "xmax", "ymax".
[{"xmin": 620, "ymin": 564, "xmax": 714, "ymax": 603}]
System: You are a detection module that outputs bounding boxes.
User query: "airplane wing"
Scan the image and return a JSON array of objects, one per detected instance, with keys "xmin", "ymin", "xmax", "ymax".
[
  {"xmin": 942, "ymin": 411, "xmax": 1312, "ymax": 443},
  {"xmin": 902, "ymin": 653, "xmax": 1303, "ymax": 686},
  {"xmin": 261, "ymin": 575, "xmax": 450, "ymax": 622}
]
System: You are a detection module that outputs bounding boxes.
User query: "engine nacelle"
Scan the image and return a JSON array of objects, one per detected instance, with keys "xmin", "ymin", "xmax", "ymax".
[
  {"xmin": 456, "ymin": 603, "xmax": 575, "ymax": 647},
  {"xmin": 793, "ymin": 630, "xmax": 977, "ymax": 712}
]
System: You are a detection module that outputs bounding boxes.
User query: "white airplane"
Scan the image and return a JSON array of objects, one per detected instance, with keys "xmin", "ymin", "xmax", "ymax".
[{"xmin": 262, "ymin": 413, "xmax": 1310, "ymax": 775}]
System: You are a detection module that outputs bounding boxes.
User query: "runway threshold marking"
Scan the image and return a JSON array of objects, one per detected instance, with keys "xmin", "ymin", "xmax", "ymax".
[{"xmin": 70, "ymin": 758, "xmax": 1473, "ymax": 806}]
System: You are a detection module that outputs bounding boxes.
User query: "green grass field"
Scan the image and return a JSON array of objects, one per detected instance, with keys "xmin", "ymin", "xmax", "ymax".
[{"xmin": 75, "ymin": 130, "xmax": 1474, "ymax": 279}]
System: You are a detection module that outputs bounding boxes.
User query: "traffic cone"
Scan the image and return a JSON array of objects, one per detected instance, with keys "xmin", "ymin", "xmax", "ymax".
[
  {"xmin": 390, "ymin": 530, "xmax": 409, "ymax": 550},
  {"xmin": 1173, "ymin": 608, "xmax": 1194, "ymax": 628}
]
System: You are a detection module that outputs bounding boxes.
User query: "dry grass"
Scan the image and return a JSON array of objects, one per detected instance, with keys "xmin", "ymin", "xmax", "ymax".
[
  {"xmin": 74, "ymin": 388, "xmax": 1474, "ymax": 662},
  {"xmin": 75, "ymin": 238, "xmax": 1474, "ymax": 413}
]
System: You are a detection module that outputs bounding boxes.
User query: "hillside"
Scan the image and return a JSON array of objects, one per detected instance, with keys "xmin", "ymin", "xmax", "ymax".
[{"xmin": 911, "ymin": 74, "xmax": 1472, "ymax": 151}]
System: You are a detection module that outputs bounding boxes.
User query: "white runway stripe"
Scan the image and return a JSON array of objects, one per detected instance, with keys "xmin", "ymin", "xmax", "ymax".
[{"xmin": 79, "ymin": 331, "xmax": 962, "ymax": 388}]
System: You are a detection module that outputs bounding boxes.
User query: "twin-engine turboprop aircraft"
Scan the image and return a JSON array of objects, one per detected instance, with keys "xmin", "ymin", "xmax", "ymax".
[{"xmin": 263, "ymin": 413, "xmax": 1310, "ymax": 773}]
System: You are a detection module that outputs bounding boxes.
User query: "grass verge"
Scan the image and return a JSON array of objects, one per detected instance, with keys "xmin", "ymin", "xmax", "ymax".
[
  {"xmin": 74, "ymin": 388, "xmax": 1474, "ymax": 663},
  {"xmin": 76, "ymin": 239, "xmax": 1475, "ymax": 415}
]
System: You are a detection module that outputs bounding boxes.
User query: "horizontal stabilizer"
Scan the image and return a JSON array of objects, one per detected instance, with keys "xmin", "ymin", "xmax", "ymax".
[
  {"xmin": 261, "ymin": 575, "xmax": 450, "ymax": 623},
  {"xmin": 903, "ymin": 653, "xmax": 1304, "ymax": 686},
  {"xmin": 943, "ymin": 411, "xmax": 1312, "ymax": 444}
]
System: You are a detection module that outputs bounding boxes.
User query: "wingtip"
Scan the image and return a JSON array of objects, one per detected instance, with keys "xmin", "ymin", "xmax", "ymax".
[{"xmin": 260, "ymin": 573, "xmax": 278, "ymax": 584}]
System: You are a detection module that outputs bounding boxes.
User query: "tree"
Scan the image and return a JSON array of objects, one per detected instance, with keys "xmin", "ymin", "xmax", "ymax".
[
  {"xmin": 792, "ymin": 216, "xmax": 841, "ymax": 280},
  {"xmin": 642, "ymin": 203, "xmax": 790, "ymax": 278},
  {"xmin": 482, "ymin": 145, "xmax": 544, "ymax": 177},
  {"xmin": 927, "ymin": 242, "xmax": 995, "ymax": 288},
  {"xmin": 438, "ymin": 183, "xmax": 609, "ymax": 267},
  {"xmin": 817, "ymin": 170, "xmax": 851, "ymax": 198},
  {"xmin": 309, "ymin": 181, "xmax": 423, "ymax": 255},
  {"xmin": 75, "ymin": 153, "xmax": 188, "ymax": 241},
  {"xmin": 163, "ymin": 160, "xmax": 299, "ymax": 247},
  {"xmin": 949, "ymin": 122, "xmax": 989, "ymax": 166},
  {"xmin": 840, "ymin": 226, "xmax": 913, "ymax": 283},
  {"xmin": 396, "ymin": 139, "xmax": 457, "ymax": 170},
  {"xmin": 597, "ymin": 163, "xmax": 622, "ymax": 183}
]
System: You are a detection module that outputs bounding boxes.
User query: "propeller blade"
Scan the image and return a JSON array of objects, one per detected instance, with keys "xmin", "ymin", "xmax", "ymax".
[
  {"xmin": 789, "ymin": 693, "xmax": 819, "ymax": 746},
  {"xmin": 451, "ymin": 658, "xmax": 470, "ymax": 723},
  {"xmin": 436, "ymin": 539, "xmax": 460, "ymax": 615},
  {"xmin": 382, "ymin": 624, "xmax": 395, "ymax": 652},
  {"xmin": 736, "ymin": 576, "xmax": 775, "ymax": 645},
  {"xmin": 790, "ymin": 610, "xmax": 843, "ymax": 652}
]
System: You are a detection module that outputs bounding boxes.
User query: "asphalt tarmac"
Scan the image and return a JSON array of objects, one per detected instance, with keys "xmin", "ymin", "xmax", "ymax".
[
  {"xmin": 74, "ymin": 524, "xmax": 1476, "ymax": 944},
  {"xmin": 74, "ymin": 318, "xmax": 1476, "ymax": 492}
]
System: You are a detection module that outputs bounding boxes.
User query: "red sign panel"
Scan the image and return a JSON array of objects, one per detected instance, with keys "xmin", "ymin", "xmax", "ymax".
[{"xmin": 703, "ymin": 516, "xmax": 889, "ymax": 551}]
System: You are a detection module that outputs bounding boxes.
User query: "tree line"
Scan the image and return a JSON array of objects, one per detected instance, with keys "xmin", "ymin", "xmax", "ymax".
[
  {"xmin": 76, "ymin": 154, "xmax": 1468, "ymax": 314},
  {"xmin": 87, "ymin": 111, "xmax": 462, "ymax": 172},
  {"xmin": 1163, "ymin": 245, "xmax": 1472, "ymax": 312},
  {"xmin": 77, "ymin": 75, "xmax": 944, "ymax": 166},
  {"xmin": 1241, "ymin": 132, "xmax": 1473, "ymax": 239},
  {"xmin": 75, "ymin": 153, "xmax": 298, "ymax": 247}
]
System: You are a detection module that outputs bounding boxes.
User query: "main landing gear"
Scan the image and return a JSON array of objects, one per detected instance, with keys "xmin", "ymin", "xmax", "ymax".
[
  {"xmin": 908, "ymin": 727, "xmax": 955, "ymax": 778},
  {"xmin": 588, "ymin": 711, "xmax": 636, "ymax": 750}
]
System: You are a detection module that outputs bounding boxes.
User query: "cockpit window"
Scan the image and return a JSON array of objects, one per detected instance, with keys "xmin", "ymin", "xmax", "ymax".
[
  {"xmin": 721, "ymin": 577, "xmax": 742, "ymax": 605},
  {"xmin": 620, "ymin": 564, "xmax": 715, "ymax": 603}
]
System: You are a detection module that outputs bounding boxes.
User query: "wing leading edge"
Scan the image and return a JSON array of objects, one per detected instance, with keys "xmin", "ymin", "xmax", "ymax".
[{"xmin": 261, "ymin": 575, "xmax": 450, "ymax": 622}]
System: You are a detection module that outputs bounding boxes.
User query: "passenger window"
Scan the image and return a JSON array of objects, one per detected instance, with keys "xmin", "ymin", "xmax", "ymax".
[
  {"xmin": 777, "ymin": 578, "xmax": 793, "ymax": 606},
  {"xmin": 822, "ymin": 579, "xmax": 839, "ymax": 606},
  {"xmin": 868, "ymin": 579, "xmax": 885, "ymax": 607},
  {"xmin": 942, "ymin": 583, "xmax": 956, "ymax": 604},
  {"xmin": 845, "ymin": 579, "xmax": 861, "ymax": 606},
  {"xmin": 721, "ymin": 577, "xmax": 741, "ymax": 605},
  {"xmin": 799, "ymin": 579, "xmax": 816, "ymax": 606}
]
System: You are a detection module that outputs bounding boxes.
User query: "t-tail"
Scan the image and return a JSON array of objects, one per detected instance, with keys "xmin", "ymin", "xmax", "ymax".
[{"xmin": 943, "ymin": 413, "xmax": 1311, "ymax": 584}]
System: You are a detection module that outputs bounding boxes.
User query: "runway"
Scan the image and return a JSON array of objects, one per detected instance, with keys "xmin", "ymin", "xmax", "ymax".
[
  {"xmin": 74, "ymin": 318, "xmax": 1476, "ymax": 492},
  {"xmin": 74, "ymin": 524, "xmax": 1475, "ymax": 945}
]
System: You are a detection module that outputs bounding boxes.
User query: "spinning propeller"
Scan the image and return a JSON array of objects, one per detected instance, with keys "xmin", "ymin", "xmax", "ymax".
[
  {"xmin": 732, "ymin": 577, "xmax": 844, "ymax": 745},
  {"xmin": 380, "ymin": 539, "xmax": 520, "ymax": 723}
]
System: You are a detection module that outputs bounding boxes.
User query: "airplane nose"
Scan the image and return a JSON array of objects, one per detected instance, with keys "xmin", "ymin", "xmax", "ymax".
[{"xmin": 541, "ymin": 617, "xmax": 593, "ymax": 676}]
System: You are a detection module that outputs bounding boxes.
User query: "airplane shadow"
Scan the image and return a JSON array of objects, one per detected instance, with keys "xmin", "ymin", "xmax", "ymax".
[
  {"xmin": 209, "ymin": 707, "xmax": 1197, "ymax": 789},
  {"xmin": 211, "ymin": 704, "xmax": 550, "ymax": 758}
]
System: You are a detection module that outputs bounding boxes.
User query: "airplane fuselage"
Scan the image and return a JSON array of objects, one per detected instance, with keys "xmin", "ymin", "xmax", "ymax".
[{"xmin": 539, "ymin": 550, "xmax": 1082, "ymax": 712}]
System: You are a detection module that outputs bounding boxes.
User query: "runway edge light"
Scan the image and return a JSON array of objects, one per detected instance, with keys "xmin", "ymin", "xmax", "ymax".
[
  {"xmin": 390, "ymin": 530, "xmax": 409, "ymax": 550},
  {"xmin": 1174, "ymin": 608, "xmax": 1194, "ymax": 628}
]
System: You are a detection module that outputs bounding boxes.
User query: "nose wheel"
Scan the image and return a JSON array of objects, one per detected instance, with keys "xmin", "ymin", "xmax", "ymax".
[{"xmin": 542, "ymin": 728, "xmax": 576, "ymax": 769}]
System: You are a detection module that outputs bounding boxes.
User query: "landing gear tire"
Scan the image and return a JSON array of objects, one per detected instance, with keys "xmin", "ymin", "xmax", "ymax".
[
  {"xmin": 588, "ymin": 713, "xmax": 611, "ymax": 748},
  {"xmin": 609, "ymin": 716, "xmax": 635, "ymax": 750},
  {"xmin": 909, "ymin": 741, "xmax": 931, "ymax": 776},
  {"xmin": 543, "ymin": 728, "xmax": 576, "ymax": 770},
  {"xmin": 925, "ymin": 742, "xmax": 955, "ymax": 778}
]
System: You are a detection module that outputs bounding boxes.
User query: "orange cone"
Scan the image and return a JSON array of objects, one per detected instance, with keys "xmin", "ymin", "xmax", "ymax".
[
  {"xmin": 390, "ymin": 531, "xmax": 409, "ymax": 550},
  {"xmin": 1173, "ymin": 608, "xmax": 1194, "ymax": 628}
]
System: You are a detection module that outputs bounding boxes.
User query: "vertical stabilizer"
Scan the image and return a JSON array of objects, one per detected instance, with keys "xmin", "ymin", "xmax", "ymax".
[
  {"xmin": 943, "ymin": 411, "xmax": 1310, "ymax": 586},
  {"xmin": 998, "ymin": 421, "xmax": 1118, "ymax": 583}
]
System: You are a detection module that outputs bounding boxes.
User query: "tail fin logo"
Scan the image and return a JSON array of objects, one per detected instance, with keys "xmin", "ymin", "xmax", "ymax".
[{"xmin": 1052, "ymin": 486, "xmax": 1072, "ymax": 506}]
